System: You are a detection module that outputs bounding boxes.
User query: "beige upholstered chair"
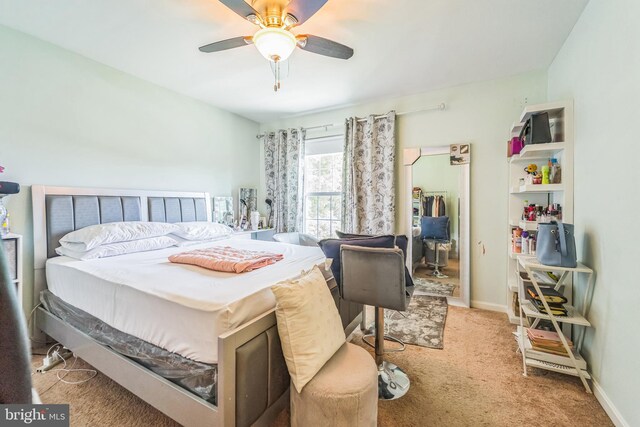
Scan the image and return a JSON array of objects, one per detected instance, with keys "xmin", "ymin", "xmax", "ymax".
[
  {"xmin": 290, "ymin": 342, "xmax": 378, "ymax": 427},
  {"xmin": 277, "ymin": 266, "xmax": 378, "ymax": 426},
  {"xmin": 340, "ymin": 245, "xmax": 412, "ymax": 400}
]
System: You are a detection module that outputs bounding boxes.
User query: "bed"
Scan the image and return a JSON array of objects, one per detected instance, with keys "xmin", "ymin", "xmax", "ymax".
[{"xmin": 32, "ymin": 185, "xmax": 362, "ymax": 427}]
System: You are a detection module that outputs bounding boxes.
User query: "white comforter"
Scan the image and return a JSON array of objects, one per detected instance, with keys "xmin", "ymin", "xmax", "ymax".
[{"xmin": 46, "ymin": 238, "xmax": 325, "ymax": 364}]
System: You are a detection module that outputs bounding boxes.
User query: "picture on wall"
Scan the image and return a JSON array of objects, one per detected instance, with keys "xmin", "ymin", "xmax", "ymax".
[
  {"xmin": 450, "ymin": 144, "xmax": 470, "ymax": 165},
  {"xmin": 213, "ymin": 196, "xmax": 234, "ymax": 226}
]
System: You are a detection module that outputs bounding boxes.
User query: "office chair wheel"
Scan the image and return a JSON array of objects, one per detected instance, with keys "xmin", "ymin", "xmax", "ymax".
[{"xmin": 378, "ymin": 361, "xmax": 410, "ymax": 400}]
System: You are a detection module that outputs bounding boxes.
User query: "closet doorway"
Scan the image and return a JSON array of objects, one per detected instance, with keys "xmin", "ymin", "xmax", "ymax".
[{"xmin": 404, "ymin": 146, "xmax": 470, "ymax": 307}]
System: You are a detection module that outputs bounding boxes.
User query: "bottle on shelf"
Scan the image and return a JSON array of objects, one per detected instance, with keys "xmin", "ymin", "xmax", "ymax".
[
  {"xmin": 1, "ymin": 213, "xmax": 10, "ymax": 235},
  {"xmin": 551, "ymin": 158, "xmax": 561, "ymax": 184},
  {"xmin": 529, "ymin": 235, "xmax": 536, "ymax": 255},
  {"xmin": 521, "ymin": 231, "xmax": 530, "ymax": 254},
  {"xmin": 513, "ymin": 228, "xmax": 522, "ymax": 253},
  {"xmin": 542, "ymin": 161, "xmax": 551, "ymax": 184}
]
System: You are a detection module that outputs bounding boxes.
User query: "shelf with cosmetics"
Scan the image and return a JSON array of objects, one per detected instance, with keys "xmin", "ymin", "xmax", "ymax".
[
  {"xmin": 510, "ymin": 183, "xmax": 564, "ymax": 194},
  {"xmin": 509, "ymin": 142, "xmax": 567, "ymax": 163},
  {"xmin": 505, "ymin": 101, "xmax": 574, "ymax": 326}
]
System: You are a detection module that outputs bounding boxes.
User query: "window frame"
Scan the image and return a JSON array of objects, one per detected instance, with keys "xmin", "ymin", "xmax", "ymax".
[
  {"xmin": 303, "ymin": 148, "xmax": 343, "ymax": 239},
  {"xmin": 304, "ymin": 191, "xmax": 342, "ymax": 239}
]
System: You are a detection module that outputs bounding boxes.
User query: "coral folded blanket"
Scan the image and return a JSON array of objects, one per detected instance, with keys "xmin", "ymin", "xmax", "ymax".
[{"xmin": 169, "ymin": 246, "xmax": 284, "ymax": 273}]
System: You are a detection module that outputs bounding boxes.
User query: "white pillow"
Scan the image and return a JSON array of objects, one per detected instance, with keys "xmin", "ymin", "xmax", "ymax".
[
  {"xmin": 171, "ymin": 222, "xmax": 233, "ymax": 241},
  {"xmin": 60, "ymin": 221, "xmax": 180, "ymax": 251},
  {"xmin": 55, "ymin": 236, "xmax": 177, "ymax": 260},
  {"xmin": 170, "ymin": 235, "xmax": 228, "ymax": 247},
  {"xmin": 271, "ymin": 266, "xmax": 346, "ymax": 393}
]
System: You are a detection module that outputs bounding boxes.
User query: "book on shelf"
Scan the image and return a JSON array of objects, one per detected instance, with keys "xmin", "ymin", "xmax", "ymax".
[
  {"xmin": 530, "ymin": 299, "xmax": 568, "ymax": 316},
  {"xmin": 525, "ymin": 285, "xmax": 567, "ymax": 304},
  {"xmin": 527, "ymin": 328, "xmax": 573, "ymax": 356},
  {"xmin": 513, "ymin": 328, "xmax": 587, "ymax": 369},
  {"xmin": 519, "ymin": 270, "xmax": 559, "ymax": 286}
]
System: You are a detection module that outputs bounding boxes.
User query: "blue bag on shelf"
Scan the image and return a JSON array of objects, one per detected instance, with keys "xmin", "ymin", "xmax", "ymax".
[{"xmin": 536, "ymin": 221, "xmax": 577, "ymax": 268}]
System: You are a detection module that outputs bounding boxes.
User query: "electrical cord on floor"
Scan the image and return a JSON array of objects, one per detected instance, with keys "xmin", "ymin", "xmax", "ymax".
[
  {"xmin": 32, "ymin": 344, "xmax": 63, "ymax": 377},
  {"xmin": 27, "ymin": 303, "xmax": 49, "ymax": 345},
  {"xmin": 35, "ymin": 343, "xmax": 97, "ymax": 396}
]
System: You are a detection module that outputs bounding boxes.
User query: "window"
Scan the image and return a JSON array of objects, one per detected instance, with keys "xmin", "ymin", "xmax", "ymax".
[{"xmin": 304, "ymin": 151, "xmax": 343, "ymax": 239}]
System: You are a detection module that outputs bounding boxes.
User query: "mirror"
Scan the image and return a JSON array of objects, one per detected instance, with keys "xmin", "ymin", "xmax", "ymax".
[
  {"xmin": 213, "ymin": 197, "xmax": 234, "ymax": 226},
  {"xmin": 238, "ymin": 188, "xmax": 258, "ymax": 230},
  {"xmin": 405, "ymin": 146, "xmax": 470, "ymax": 307}
]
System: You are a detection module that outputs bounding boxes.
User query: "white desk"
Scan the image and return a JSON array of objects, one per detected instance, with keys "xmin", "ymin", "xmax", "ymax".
[{"xmin": 231, "ymin": 228, "xmax": 276, "ymax": 241}]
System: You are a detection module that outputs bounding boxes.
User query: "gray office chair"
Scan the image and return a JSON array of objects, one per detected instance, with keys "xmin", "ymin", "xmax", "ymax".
[
  {"xmin": 421, "ymin": 215, "xmax": 450, "ymax": 279},
  {"xmin": 272, "ymin": 232, "xmax": 319, "ymax": 247},
  {"xmin": 424, "ymin": 239, "xmax": 450, "ymax": 278},
  {"xmin": 340, "ymin": 245, "xmax": 411, "ymax": 400}
]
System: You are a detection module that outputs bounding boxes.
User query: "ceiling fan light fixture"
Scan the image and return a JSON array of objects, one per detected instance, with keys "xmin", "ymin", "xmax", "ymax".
[{"xmin": 252, "ymin": 28, "xmax": 297, "ymax": 62}]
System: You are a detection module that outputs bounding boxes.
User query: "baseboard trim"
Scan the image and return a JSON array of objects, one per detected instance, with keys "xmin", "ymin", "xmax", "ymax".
[
  {"xmin": 593, "ymin": 379, "xmax": 629, "ymax": 427},
  {"xmin": 470, "ymin": 300, "xmax": 507, "ymax": 313}
]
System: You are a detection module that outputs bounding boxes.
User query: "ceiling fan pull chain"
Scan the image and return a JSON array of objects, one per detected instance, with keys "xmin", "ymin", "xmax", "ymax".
[{"xmin": 273, "ymin": 58, "xmax": 281, "ymax": 92}]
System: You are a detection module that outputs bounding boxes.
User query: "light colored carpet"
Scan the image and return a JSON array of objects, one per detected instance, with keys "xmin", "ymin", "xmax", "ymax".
[{"xmin": 32, "ymin": 307, "xmax": 612, "ymax": 427}]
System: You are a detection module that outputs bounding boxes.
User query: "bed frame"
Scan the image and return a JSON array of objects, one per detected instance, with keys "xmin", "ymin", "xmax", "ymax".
[{"xmin": 32, "ymin": 185, "xmax": 362, "ymax": 427}]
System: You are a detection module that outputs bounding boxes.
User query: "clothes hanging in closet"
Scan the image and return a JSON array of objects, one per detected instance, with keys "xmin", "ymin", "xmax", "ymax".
[{"xmin": 422, "ymin": 195, "xmax": 446, "ymax": 217}]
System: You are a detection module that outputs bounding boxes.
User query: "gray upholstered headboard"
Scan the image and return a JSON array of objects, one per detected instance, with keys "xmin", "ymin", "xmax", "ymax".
[
  {"xmin": 43, "ymin": 193, "xmax": 210, "ymax": 259},
  {"xmin": 147, "ymin": 197, "xmax": 208, "ymax": 223},
  {"xmin": 45, "ymin": 195, "xmax": 143, "ymax": 259},
  {"xmin": 32, "ymin": 186, "xmax": 211, "ymax": 297}
]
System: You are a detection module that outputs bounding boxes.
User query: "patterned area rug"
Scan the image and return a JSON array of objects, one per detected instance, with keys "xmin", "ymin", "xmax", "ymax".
[
  {"xmin": 413, "ymin": 277, "xmax": 455, "ymax": 297},
  {"xmin": 386, "ymin": 295, "xmax": 448, "ymax": 349}
]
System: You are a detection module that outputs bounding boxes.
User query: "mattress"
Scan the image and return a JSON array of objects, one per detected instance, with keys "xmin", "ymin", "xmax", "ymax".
[
  {"xmin": 41, "ymin": 290, "xmax": 219, "ymax": 404},
  {"xmin": 46, "ymin": 238, "xmax": 325, "ymax": 364}
]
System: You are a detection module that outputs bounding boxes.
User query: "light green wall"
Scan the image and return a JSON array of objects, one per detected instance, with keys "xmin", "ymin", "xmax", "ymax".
[
  {"xmin": 260, "ymin": 71, "xmax": 548, "ymax": 308},
  {"xmin": 412, "ymin": 154, "xmax": 460, "ymax": 256},
  {"xmin": 548, "ymin": 1, "xmax": 639, "ymax": 425},
  {"xmin": 0, "ymin": 25, "xmax": 260, "ymax": 314}
]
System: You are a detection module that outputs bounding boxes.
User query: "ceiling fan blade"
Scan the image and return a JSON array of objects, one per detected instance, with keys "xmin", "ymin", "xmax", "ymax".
[
  {"xmin": 199, "ymin": 36, "xmax": 253, "ymax": 53},
  {"xmin": 284, "ymin": 0, "xmax": 328, "ymax": 26},
  {"xmin": 297, "ymin": 35, "xmax": 353, "ymax": 60},
  {"xmin": 218, "ymin": 0, "xmax": 260, "ymax": 21}
]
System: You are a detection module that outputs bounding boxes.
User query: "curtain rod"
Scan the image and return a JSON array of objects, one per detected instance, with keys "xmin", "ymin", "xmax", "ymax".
[
  {"xmin": 305, "ymin": 133, "xmax": 344, "ymax": 142},
  {"xmin": 256, "ymin": 102, "xmax": 446, "ymax": 139}
]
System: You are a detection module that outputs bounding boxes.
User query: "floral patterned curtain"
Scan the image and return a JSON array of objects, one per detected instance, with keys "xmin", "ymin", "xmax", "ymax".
[
  {"xmin": 341, "ymin": 112, "xmax": 396, "ymax": 234},
  {"xmin": 264, "ymin": 128, "xmax": 306, "ymax": 233}
]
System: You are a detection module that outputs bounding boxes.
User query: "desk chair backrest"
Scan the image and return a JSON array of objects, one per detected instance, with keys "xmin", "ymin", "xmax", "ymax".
[{"xmin": 340, "ymin": 245, "xmax": 407, "ymax": 312}]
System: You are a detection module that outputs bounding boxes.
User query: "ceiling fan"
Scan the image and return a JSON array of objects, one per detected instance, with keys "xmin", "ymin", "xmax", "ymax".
[{"xmin": 199, "ymin": 0, "xmax": 354, "ymax": 91}]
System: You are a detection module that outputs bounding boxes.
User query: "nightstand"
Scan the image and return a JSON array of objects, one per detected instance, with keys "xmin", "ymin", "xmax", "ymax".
[
  {"xmin": 231, "ymin": 228, "xmax": 276, "ymax": 241},
  {"xmin": 2, "ymin": 232, "xmax": 23, "ymax": 310}
]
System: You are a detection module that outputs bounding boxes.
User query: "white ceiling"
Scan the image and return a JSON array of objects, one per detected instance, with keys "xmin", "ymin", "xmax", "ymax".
[{"xmin": 0, "ymin": 0, "xmax": 588, "ymax": 123}]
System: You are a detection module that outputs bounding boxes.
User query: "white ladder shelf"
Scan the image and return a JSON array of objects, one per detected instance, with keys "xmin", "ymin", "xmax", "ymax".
[{"xmin": 517, "ymin": 257, "xmax": 595, "ymax": 393}]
